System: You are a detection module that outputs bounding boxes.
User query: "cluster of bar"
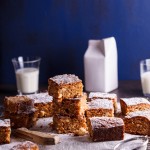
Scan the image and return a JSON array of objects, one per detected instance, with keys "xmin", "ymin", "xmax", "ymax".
[
  {"xmin": 1, "ymin": 92, "xmax": 53, "ymax": 144},
  {"xmin": 85, "ymin": 92, "xmax": 125, "ymax": 142},
  {"xmin": 4, "ymin": 96, "xmax": 38, "ymax": 129},
  {"xmin": 48, "ymin": 74, "xmax": 87, "ymax": 135},
  {"xmin": 120, "ymin": 97, "xmax": 150, "ymax": 136}
]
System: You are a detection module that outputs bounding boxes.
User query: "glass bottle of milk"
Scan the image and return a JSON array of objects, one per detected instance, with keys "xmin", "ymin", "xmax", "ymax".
[
  {"xmin": 84, "ymin": 37, "xmax": 118, "ymax": 92},
  {"xmin": 12, "ymin": 57, "xmax": 41, "ymax": 95},
  {"xmin": 140, "ymin": 59, "xmax": 150, "ymax": 97}
]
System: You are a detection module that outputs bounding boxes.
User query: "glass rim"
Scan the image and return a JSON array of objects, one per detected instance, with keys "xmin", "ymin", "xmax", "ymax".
[
  {"xmin": 12, "ymin": 56, "xmax": 41, "ymax": 64},
  {"xmin": 114, "ymin": 136, "xmax": 148, "ymax": 150}
]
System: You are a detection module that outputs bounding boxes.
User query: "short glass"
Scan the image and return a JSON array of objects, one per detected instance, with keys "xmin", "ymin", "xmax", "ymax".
[
  {"xmin": 12, "ymin": 56, "xmax": 41, "ymax": 95},
  {"xmin": 140, "ymin": 59, "xmax": 150, "ymax": 97},
  {"xmin": 114, "ymin": 136, "xmax": 148, "ymax": 150}
]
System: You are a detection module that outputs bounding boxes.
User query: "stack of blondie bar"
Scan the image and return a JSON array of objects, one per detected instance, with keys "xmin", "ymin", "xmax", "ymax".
[
  {"xmin": 48, "ymin": 74, "xmax": 87, "ymax": 135},
  {"xmin": 120, "ymin": 97, "xmax": 150, "ymax": 135},
  {"xmin": 85, "ymin": 92, "xmax": 125, "ymax": 142},
  {"xmin": 4, "ymin": 96, "xmax": 38, "ymax": 129}
]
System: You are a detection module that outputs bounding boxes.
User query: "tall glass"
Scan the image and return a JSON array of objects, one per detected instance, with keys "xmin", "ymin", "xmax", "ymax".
[
  {"xmin": 140, "ymin": 59, "xmax": 150, "ymax": 97},
  {"xmin": 12, "ymin": 56, "xmax": 41, "ymax": 95}
]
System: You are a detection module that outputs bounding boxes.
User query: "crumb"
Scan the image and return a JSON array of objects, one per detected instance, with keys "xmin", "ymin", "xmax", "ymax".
[{"xmin": 74, "ymin": 128, "xmax": 87, "ymax": 136}]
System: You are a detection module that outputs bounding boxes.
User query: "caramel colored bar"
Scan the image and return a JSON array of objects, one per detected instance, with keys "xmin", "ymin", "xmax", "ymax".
[
  {"xmin": 27, "ymin": 93, "xmax": 53, "ymax": 118},
  {"xmin": 53, "ymin": 93, "xmax": 87, "ymax": 117},
  {"xmin": 87, "ymin": 117, "xmax": 124, "ymax": 142},
  {"xmin": 53, "ymin": 115, "xmax": 87, "ymax": 135},
  {"xmin": 4, "ymin": 110, "xmax": 38, "ymax": 129},
  {"xmin": 88, "ymin": 92, "xmax": 117, "ymax": 112},
  {"xmin": 85, "ymin": 99, "xmax": 114, "ymax": 118},
  {"xmin": 124, "ymin": 110, "xmax": 150, "ymax": 135},
  {"xmin": 4, "ymin": 96, "xmax": 34, "ymax": 114},
  {"xmin": 0, "ymin": 119, "xmax": 11, "ymax": 144},
  {"xmin": 48, "ymin": 74, "xmax": 83, "ymax": 101},
  {"xmin": 120, "ymin": 97, "xmax": 150, "ymax": 115}
]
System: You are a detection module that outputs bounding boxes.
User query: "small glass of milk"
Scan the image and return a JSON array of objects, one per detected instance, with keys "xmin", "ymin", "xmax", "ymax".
[
  {"xmin": 140, "ymin": 59, "xmax": 150, "ymax": 97},
  {"xmin": 12, "ymin": 56, "xmax": 41, "ymax": 95}
]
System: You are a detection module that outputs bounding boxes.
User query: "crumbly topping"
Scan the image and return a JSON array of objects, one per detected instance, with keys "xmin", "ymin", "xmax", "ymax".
[
  {"xmin": 90, "ymin": 117, "xmax": 124, "ymax": 129},
  {"xmin": 125, "ymin": 110, "xmax": 150, "ymax": 120},
  {"xmin": 87, "ymin": 99, "xmax": 113, "ymax": 109},
  {"xmin": 10, "ymin": 141, "xmax": 38, "ymax": 150},
  {"xmin": 49, "ymin": 74, "xmax": 82, "ymax": 85},
  {"xmin": 27, "ymin": 92, "xmax": 53, "ymax": 104},
  {"xmin": 0, "ymin": 119, "xmax": 10, "ymax": 127},
  {"xmin": 89, "ymin": 92, "xmax": 116, "ymax": 99},
  {"xmin": 121, "ymin": 97, "xmax": 150, "ymax": 106}
]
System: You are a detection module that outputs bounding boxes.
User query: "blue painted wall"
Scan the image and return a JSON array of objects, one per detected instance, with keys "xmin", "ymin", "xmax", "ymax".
[{"xmin": 1, "ymin": 0, "xmax": 150, "ymax": 85}]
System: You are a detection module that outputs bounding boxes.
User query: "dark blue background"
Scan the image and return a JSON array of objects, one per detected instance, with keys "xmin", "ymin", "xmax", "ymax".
[{"xmin": 1, "ymin": 0, "xmax": 150, "ymax": 85}]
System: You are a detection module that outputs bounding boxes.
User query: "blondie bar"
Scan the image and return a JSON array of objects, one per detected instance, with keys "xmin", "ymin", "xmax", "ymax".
[
  {"xmin": 53, "ymin": 115, "xmax": 87, "ymax": 135},
  {"xmin": 10, "ymin": 141, "xmax": 39, "ymax": 150},
  {"xmin": 124, "ymin": 110, "xmax": 150, "ymax": 135},
  {"xmin": 4, "ymin": 96, "xmax": 34, "ymax": 114},
  {"xmin": 27, "ymin": 92, "xmax": 53, "ymax": 118},
  {"xmin": 120, "ymin": 97, "xmax": 150, "ymax": 115},
  {"xmin": 87, "ymin": 117, "xmax": 124, "ymax": 142},
  {"xmin": 88, "ymin": 92, "xmax": 117, "ymax": 112},
  {"xmin": 48, "ymin": 74, "xmax": 83, "ymax": 101},
  {"xmin": 85, "ymin": 99, "xmax": 114, "ymax": 118},
  {"xmin": 0, "ymin": 119, "xmax": 11, "ymax": 144},
  {"xmin": 4, "ymin": 109, "xmax": 38, "ymax": 129},
  {"xmin": 53, "ymin": 93, "xmax": 87, "ymax": 117}
]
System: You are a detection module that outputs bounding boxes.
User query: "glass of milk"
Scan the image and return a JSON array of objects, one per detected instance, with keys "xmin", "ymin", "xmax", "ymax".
[
  {"xmin": 140, "ymin": 59, "xmax": 150, "ymax": 97},
  {"xmin": 12, "ymin": 56, "xmax": 41, "ymax": 95}
]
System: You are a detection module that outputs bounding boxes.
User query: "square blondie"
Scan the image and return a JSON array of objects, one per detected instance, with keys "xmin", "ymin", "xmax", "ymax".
[
  {"xmin": 48, "ymin": 74, "xmax": 83, "ymax": 101},
  {"xmin": 0, "ymin": 119, "xmax": 11, "ymax": 144},
  {"xmin": 87, "ymin": 117, "xmax": 124, "ymax": 142},
  {"xmin": 120, "ymin": 97, "xmax": 150, "ymax": 115},
  {"xmin": 85, "ymin": 99, "xmax": 114, "ymax": 118},
  {"xmin": 4, "ymin": 96, "xmax": 34, "ymax": 114},
  {"xmin": 124, "ymin": 110, "xmax": 150, "ymax": 135},
  {"xmin": 88, "ymin": 92, "xmax": 117, "ymax": 112},
  {"xmin": 53, "ymin": 93, "xmax": 87, "ymax": 117},
  {"xmin": 27, "ymin": 92, "xmax": 53, "ymax": 118},
  {"xmin": 53, "ymin": 115, "xmax": 87, "ymax": 135},
  {"xmin": 4, "ymin": 109, "xmax": 38, "ymax": 129}
]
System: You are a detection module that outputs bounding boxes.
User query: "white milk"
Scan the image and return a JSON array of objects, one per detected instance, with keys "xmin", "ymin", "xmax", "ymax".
[
  {"xmin": 16, "ymin": 68, "xmax": 39, "ymax": 94},
  {"xmin": 84, "ymin": 37, "xmax": 118, "ymax": 92},
  {"xmin": 141, "ymin": 71, "xmax": 150, "ymax": 95}
]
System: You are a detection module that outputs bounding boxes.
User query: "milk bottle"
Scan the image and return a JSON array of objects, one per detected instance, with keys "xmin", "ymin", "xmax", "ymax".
[{"xmin": 84, "ymin": 37, "xmax": 118, "ymax": 92}]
